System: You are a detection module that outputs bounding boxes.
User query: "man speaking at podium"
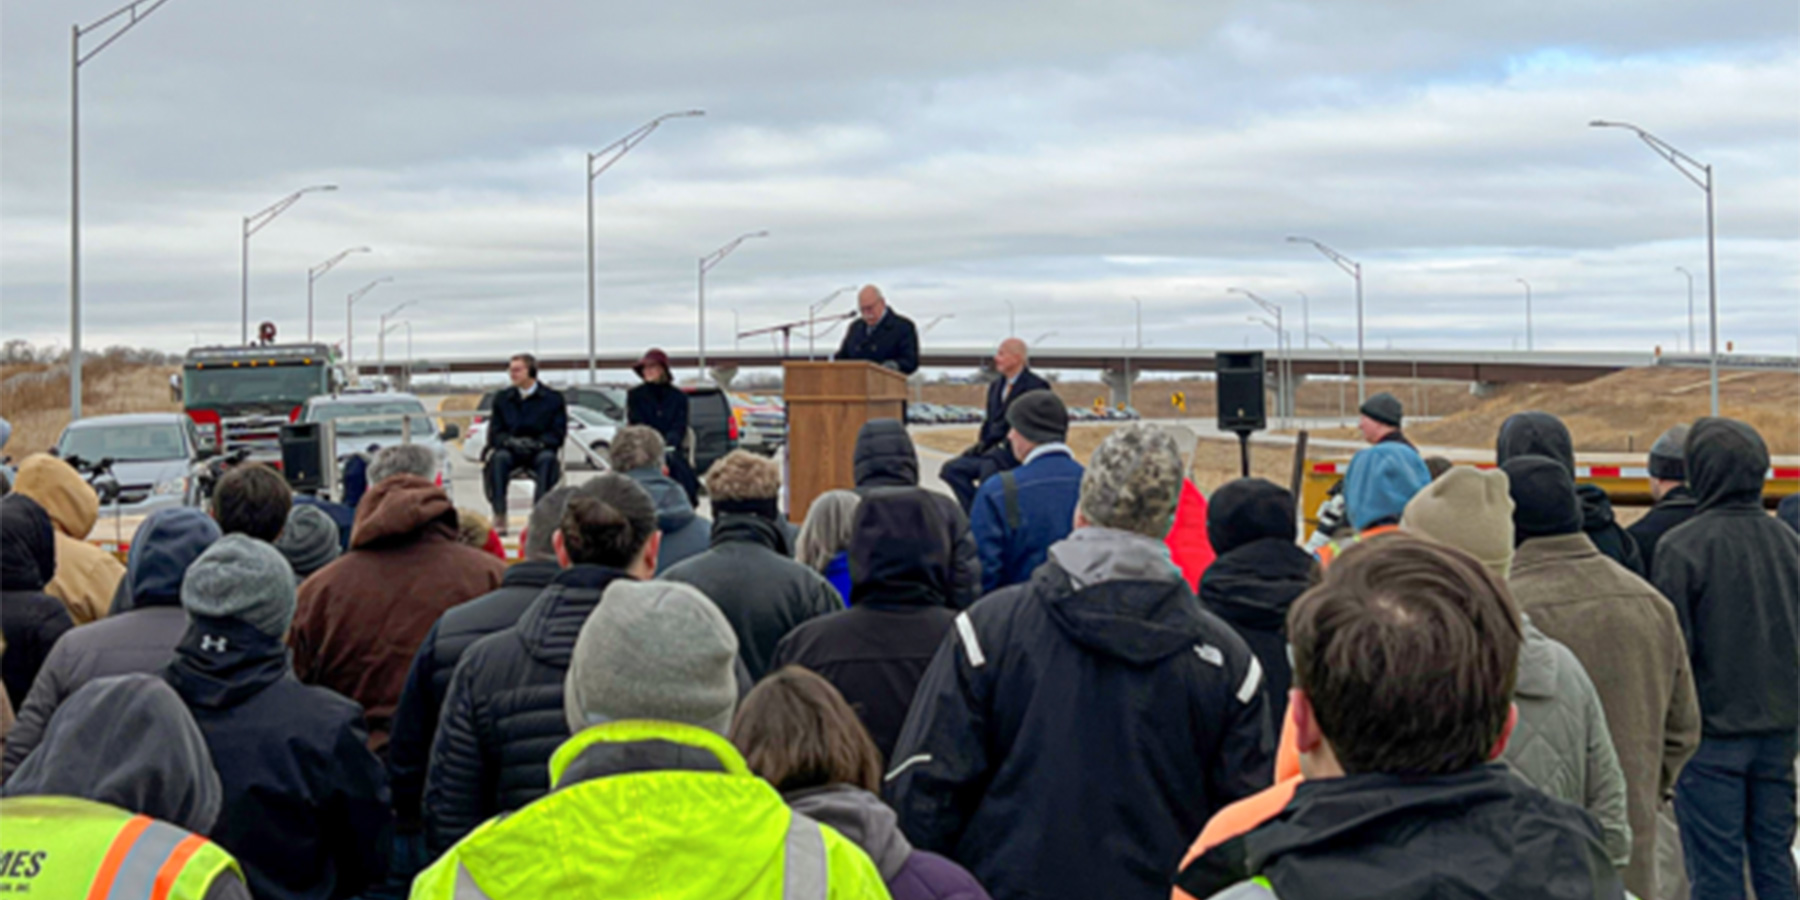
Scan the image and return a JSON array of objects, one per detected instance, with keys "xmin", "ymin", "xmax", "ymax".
[{"xmin": 835, "ymin": 285, "xmax": 920, "ymax": 375}]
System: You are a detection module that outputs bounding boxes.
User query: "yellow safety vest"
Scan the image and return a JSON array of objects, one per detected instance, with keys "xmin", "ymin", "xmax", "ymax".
[
  {"xmin": 1314, "ymin": 524, "xmax": 1400, "ymax": 570},
  {"xmin": 0, "ymin": 796, "xmax": 242, "ymax": 900}
]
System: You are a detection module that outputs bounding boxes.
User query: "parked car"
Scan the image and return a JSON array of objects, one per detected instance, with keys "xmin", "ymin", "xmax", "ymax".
[
  {"xmin": 461, "ymin": 402, "xmax": 618, "ymax": 470},
  {"xmin": 53, "ymin": 413, "xmax": 209, "ymax": 513},
  {"xmin": 299, "ymin": 393, "xmax": 458, "ymax": 499},
  {"xmin": 731, "ymin": 393, "xmax": 786, "ymax": 455},
  {"xmin": 684, "ymin": 383, "xmax": 739, "ymax": 478}
]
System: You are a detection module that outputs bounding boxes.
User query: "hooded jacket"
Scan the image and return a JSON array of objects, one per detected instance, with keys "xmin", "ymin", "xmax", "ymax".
[
  {"xmin": 788, "ymin": 785, "xmax": 991, "ymax": 900},
  {"xmin": 290, "ymin": 474, "xmax": 506, "ymax": 754},
  {"xmin": 3, "ymin": 507, "xmax": 219, "ymax": 779},
  {"xmin": 1511, "ymin": 531, "xmax": 1700, "ymax": 899},
  {"xmin": 1340, "ymin": 443, "xmax": 1429, "ymax": 532},
  {"xmin": 1653, "ymin": 417, "xmax": 1800, "ymax": 738},
  {"xmin": 662, "ymin": 514, "xmax": 843, "ymax": 680},
  {"xmin": 773, "ymin": 489, "xmax": 961, "ymax": 760},
  {"xmin": 164, "ymin": 615, "xmax": 391, "ymax": 900},
  {"xmin": 887, "ymin": 527, "xmax": 1274, "ymax": 900},
  {"xmin": 423, "ymin": 565, "xmax": 635, "ymax": 855},
  {"xmin": 1198, "ymin": 540, "xmax": 1313, "ymax": 727},
  {"xmin": 625, "ymin": 466, "xmax": 712, "ymax": 573},
  {"xmin": 10, "ymin": 453, "xmax": 124, "ymax": 625},
  {"xmin": 969, "ymin": 446, "xmax": 1083, "ymax": 594},
  {"xmin": 1626, "ymin": 484, "xmax": 1696, "ymax": 577},
  {"xmin": 1175, "ymin": 765, "xmax": 1625, "ymax": 900},
  {"xmin": 0, "ymin": 495, "xmax": 73, "ymax": 711},
  {"xmin": 854, "ymin": 419, "xmax": 982, "ymax": 606},
  {"xmin": 1496, "ymin": 413, "xmax": 1644, "ymax": 575}
]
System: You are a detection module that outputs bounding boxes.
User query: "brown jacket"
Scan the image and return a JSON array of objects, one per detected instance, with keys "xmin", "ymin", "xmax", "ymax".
[
  {"xmin": 11, "ymin": 454, "xmax": 123, "ymax": 625},
  {"xmin": 291, "ymin": 475, "xmax": 505, "ymax": 755},
  {"xmin": 1510, "ymin": 532, "xmax": 1701, "ymax": 900}
]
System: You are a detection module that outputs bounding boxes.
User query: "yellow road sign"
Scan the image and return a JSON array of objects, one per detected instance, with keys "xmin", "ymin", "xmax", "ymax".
[{"xmin": 1172, "ymin": 391, "xmax": 1187, "ymax": 412}]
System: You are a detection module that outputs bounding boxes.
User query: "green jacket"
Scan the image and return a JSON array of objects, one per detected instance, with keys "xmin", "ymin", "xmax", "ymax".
[{"xmin": 411, "ymin": 719, "xmax": 892, "ymax": 900}]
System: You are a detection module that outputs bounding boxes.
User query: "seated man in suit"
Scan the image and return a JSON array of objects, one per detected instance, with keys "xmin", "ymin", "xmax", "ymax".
[
  {"xmin": 940, "ymin": 338, "xmax": 1051, "ymax": 511},
  {"xmin": 482, "ymin": 353, "xmax": 568, "ymax": 535}
]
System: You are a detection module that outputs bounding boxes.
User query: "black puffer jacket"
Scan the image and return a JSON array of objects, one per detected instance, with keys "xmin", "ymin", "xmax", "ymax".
[
  {"xmin": 1198, "ymin": 539, "xmax": 1314, "ymax": 726},
  {"xmin": 1653, "ymin": 418, "xmax": 1800, "ymax": 737},
  {"xmin": 388, "ymin": 559, "xmax": 560, "ymax": 826},
  {"xmin": 853, "ymin": 419, "xmax": 981, "ymax": 607},
  {"xmin": 0, "ymin": 495, "xmax": 73, "ymax": 711},
  {"xmin": 1497, "ymin": 412, "xmax": 1644, "ymax": 575},
  {"xmin": 422, "ymin": 565, "xmax": 631, "ymax": 855}
]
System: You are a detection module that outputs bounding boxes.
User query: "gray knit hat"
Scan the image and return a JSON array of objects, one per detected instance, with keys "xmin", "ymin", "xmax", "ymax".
[
  {"xmin": 1360, "ymin": 392, "xmax": 1404, "ymax": 428},
  {"xmin": 274, "ymin": 505, "xmax": 341, "ymax": 580},
  {"xmin": 563, "ymin": 580, "xmax": 740, "ymax": 736},
  {"xmin": 1078, "ymin": 423, "xmax": 1184, "ymax": 538},
  {"xmin": 1007, "ymin": 391, "xmax": 1069, "ymax": 445},
  {"xmin": 1649, "ymin": 424, "xmax": 1689, "ymax": 481},
  {"xmin": 180, "ymin": 534, "xmax": 298, "ymax": 638}
]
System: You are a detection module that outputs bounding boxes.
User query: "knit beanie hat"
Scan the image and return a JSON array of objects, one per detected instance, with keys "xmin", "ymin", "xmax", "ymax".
[
  {"xmin": 1496, "ymin": 411, "xmax": 1575, "ymax": 472},
  {"xmin": 1648, "ymin": 424, "xmax": 1689, "ymax": 482},
  {"xmin": 274, "ymin": 505, "xmax": 341, "ymax": 580},
  {"xmin": 1342, "ymin": 443, "xmax": 1431, "ymax": 532},
  {"xmin": 1077, "ymin": 423, "xmax": 1184, "ymax": 538},
  {"xmin": 1360, "ymin": 392, "xmax": 1404, "ymax": 428},
  {"xmin": 1006, "ymin": 391, "xmax": 1069, "ymax": 445},
  {"xmin": 1401, "ymin": 466, "xmax": 1516, "ymax": 580},
  {"xmin": 180, "ymin": 534, "xmax": 298, "ymax": 638},
  {"xmin": 1206, "ymin": 478, "xmax": 1296, "ymax": 556},
  {"xmin": 1503, "ymin": 456, "xmax": 1582, "ymax": 544},
  {"xmin": 563, "ymin": 580, "xmax": 740, "ymax": 736}
]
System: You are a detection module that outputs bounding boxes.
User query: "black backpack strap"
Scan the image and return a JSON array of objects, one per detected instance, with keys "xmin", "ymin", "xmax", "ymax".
[{"xmin": 1001, "ymin": 471, "xmax": 1023, "ymax": 530}]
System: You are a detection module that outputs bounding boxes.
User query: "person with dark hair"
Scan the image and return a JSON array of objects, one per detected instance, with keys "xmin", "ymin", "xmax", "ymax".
[
  {"xmin": 772, "ymin": 489, "xmax": 961, "ymax": 760},
  {"xmin": 969, "ymin": 389, "xmax": 1083, "ymax": 594},
  {"xmin": 625, "ymin": 348, "xmax": 700, "ymax": 505},
  {"xmin": 1197, "ymin": 478, "xmax": 1314, "ymax": 725},
  {"xmin": 1356, "ymin": 391, "xmax": 1413, "ymax": 449},
  {"xmin": 1654, "ymin": 418, "xmax": 1800, "ymax": 900},
  {"xmin": 3, "ymin": 507, "xmax": 218, "ymax": 778},
  {"xmin": 664, "ymin": 451, "xmax": 842, "ymax": 679},
  {"xmin": 889, "ymin": 424, "xmax": 1271, "ymax": 900},
  {"xmin": 0, "ymin": 495, "xmax": 74, "ymax": 709},
  {"xmin": 734, "ymin": 666, "xmax": 991, "ymax": 900},
  {"xmin": 9, "ymin": 453, "xmax": 123, "ymax": 624},
  {"xmin": 1506, "ymin": 454, "xmax": 1699, "ymax": 899},
  {"xmin": 422, "ymin": 474, "xmax": 663, "ymax": 855},
  {"xmin": 940, "ymin": 338, "xmax": 1051, "ymax": 512},
  {"xmin": 1176, "ymin": 537, "xmax": 1626, "ymax": 900},
  {"xmin": 612, "ymin": 424, "xmax": 711, "ymax": 572},
  {"xmin": 836, "ymin": 284, "xmax": 921, "ymax": 375},
  {"xmin": 483, "ymin": 352, "xmax": 567, "ymax": 535},
  {"xmin": 1496, "ymin": 411, "xmax": 1643, "ymax": 575},
  {"xmin": 210, "ymin": 462, "xmax": 293, "ymax": 542},
  {"xmin": 291, "ymin": 445, "xmax": 505, "ymax": 755},
  {"xmin": 1626, "ymin": 424, "xmax": 1697, "ymax": 576},
  {"xmin": 854, "ymin": 419, "xmax": 981, "ymax": 607}
]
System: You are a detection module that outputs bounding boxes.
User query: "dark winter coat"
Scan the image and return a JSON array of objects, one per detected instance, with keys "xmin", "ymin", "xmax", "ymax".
[
  {"xmin": 625, "ymin": 467, "xmax": 711, "ymax": 573},
  {"xmin": 387, "ymin": 560, "xmax": 561, "ymax": 827},
  {"xmin": 854, "ymin": 419, "xmax": 982, "ymax": 606},
  {"xmin": 662, "ymin": 514, "xmax": 842, "ymax": 680},
  {"xmin": 1627, "ymin": 485, "xmax": 1698, "ymax": 578},
  {"xmin": 787, "ymin": 785, "xmax": 991, "ymax": 900},
  {"xmin": 1175, "ymin": 765, "xmax": 1625, "ymax": 900},
  {"xmin": 0, "ymin": 495, "xmax": 73, "ymax": 711},
  {"xmin": 290, "ymin": 475, "xmax": 506, "ymax": 755},
  {"xmin": 837, "ymin": 309, "xmax": 921, "ymax": 375},
  {"xmin": 1654, "ymin": 417, "xmax": 1800, "ymax": 738},
  {"xmin": 1197, "ymin": 538, "xmax": 1314, "ymax": 726},
  {"xmin": 1780, "ymin": 493, "xmax": 1799, "ymax": 534},
  {"xmin": 422, "ymin": 565, "xmax": 634, "ymax": 855},
  {"xmin": 1496, "ymin": 411, "xmax": 1645, "ymax": 575},
  {"xmin": 164, "ymin": 615, "xmax": 391, "ymax": 900},
  {"xmin": 773, "ymin": 488, "xmax": 959, "ymax": 761},
  {"xmin": 487, "ymin": 383, "xmax": 568, "ymax": 456},
  {"xmin": 626, "ymin": 381, "xmax": 690, "ymax": 451},
  {"xmin": 970, "ymin": 447, "xmax": 1083, "ymax": 595},
  {"xmin": 976, "ymin": 369, "xmax": 1052, "ymax": 452},
  {"xmin": 886, "ymin": 528, "xmax": 1274, "ymax": 900}
]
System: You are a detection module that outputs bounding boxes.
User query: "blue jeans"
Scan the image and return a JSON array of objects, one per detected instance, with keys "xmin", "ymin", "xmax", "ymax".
[
  {"xmin": 357, "ymin": 830, "xmax": 429, "ymax": 900},
  {"xmin": 1676, "ymin": 732, "xmax": 1799, "ymax": 900}
]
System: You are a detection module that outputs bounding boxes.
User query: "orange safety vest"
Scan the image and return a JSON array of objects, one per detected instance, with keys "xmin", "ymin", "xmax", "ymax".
[{"xmin": 1313, "ymin": 524, "xmax": 1400, "ymax": 569}]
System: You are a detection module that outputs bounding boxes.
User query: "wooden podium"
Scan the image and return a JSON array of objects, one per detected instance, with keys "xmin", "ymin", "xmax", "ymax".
[{"xmin": 784, "ymin": 361, "xmax": 910, "ymax": 522}]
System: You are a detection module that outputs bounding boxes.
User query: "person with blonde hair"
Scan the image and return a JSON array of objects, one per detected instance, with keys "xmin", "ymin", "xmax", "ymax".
[{"xmin": 797, "ymin": 490, "xmax": 861, "ymax": 603}]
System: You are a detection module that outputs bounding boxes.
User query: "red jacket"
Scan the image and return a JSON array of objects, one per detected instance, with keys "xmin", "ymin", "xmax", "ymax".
[{"xmin": 1166, "ymin": 479, "xmax": 1216, "ymax": 591}]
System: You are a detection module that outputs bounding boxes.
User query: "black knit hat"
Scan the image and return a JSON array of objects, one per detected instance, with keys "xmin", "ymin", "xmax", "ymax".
[
  {"xmin": 1503, "ymin": 455, "xmax": 1582, "ymax": 544},
  {"xmin": 1360, "ymin": 392, "xmax": 1403, "ymax": 428},
  {"xmin": 1006, "ymin": 390, "xmax": 1069, "ymax": 445},
  {"xmin": 1206, "ymin": 478, "xmax": 1296, "ymax": 556}
]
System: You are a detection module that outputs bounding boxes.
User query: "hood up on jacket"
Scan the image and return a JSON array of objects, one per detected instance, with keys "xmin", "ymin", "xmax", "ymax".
[
  {"xmin": 1207, "ymin": 478, "xmax": 1296, "ymax": 556},
  {"xmin": 854, "ymin": 419, "xmax": 919, "ymax": 487},
  {"xmin": 1199, "ymin": 538, "xmax": 1315, "ymax": 635},
  {"xmin": 1496, "ymin": 412, "xmax": 1576, "ymax": 471},
  {"xmin": 711, "ymin": 512, "xmax": 792, "ymax": 556},
  {"xmin": 1342, "ymin": 444, "xmax": 1430, "ymax": 531},
  {"xmin": 849, "ymin": 488, "xmax": 952, "ymax": 607},
  {"xmin": 117, "ymin": 506, "xmax": 220, "ymax": 612},
  {"xmin": 1043, "ymin": 527, "xmax": 1202, "ymax": 665},
  {"xmin": 785, "ymin": 784, "xmax": 913, "ymax": 881},
  {"xmin": 349, "ymin": 473, "xmax": 459, "ymax": 549},
  {"xmin": 632, "ymin": 467, "xmax": 700, "ymax": 534},
  {"xmin": 1686, "ymin": 417, "xmax": 1770, "ymax": 512},
  {"xmin": 3, "ymin": 673, "xmax": 223, "ymax": 834},
  {"xmin": 0, "ymin": 494, "xmax": 56, "ymax": 591},
  {"xmin": 11, "ymin": 453, "xmax": 99, "ymax": 538}
]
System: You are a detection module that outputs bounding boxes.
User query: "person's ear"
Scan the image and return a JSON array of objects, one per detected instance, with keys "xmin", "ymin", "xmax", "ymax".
[
  {"xmin": 553, "ymin": 530, "xmax": 571, "ymax": 568},
  {"xmin": 1291, "ymin": 690, "xmax": 1324, "ymax": 754},
  {"xmin": 1072, "ymin": 507, "xmax": 1088, "ymax": 530},
  {"xmin": 635, "ymin": 531, "xmax": 664, "ymax": 578},
  {"xmin": 1489, "ymin": 702, "xmax": 1519, "ymax": 761}
]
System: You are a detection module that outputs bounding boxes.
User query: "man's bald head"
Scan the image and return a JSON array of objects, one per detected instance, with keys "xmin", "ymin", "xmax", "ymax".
[
  {"xmin": 995, "ymin": 338, "xmax": 1028, "ymax": 377},
  {"xmin": 857, "ymin": 285, "xmax": 887, "ymax": 327}
]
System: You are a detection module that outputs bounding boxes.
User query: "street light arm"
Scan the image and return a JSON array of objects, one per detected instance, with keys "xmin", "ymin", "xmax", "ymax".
[
  {"xmin": 589, "ymin": 110, "xmax": 705, "ymax": 181},
  {"xmin": 700, "ymin": 230, "xmax": 769, "ymax": 272},
  {"xmin": 1286, "ymin": 236, "xmax": 1361, "ymax": 277},
  {"xmin": 245, "ymin": 184, "xmax": 337, "ymax": 237},
  {"xmin": 310, "ymin": 246, "xmax": 371, "ymax": 281},
  {"xmin": 76, "ymin": 0, "xmax": 171, "ymax": 65},
  {"xmin": 1589, "ymin": 120, "xmax": 1710, "ymax": 191},
  {"xmin": 809, "ymin": 285, "xmax": 858, "ymax": 316},
  {"xmin": 381, "ymin": 298, "xmax": 416, "ymax": 319},
  {"xmin": 1229, "ymin": 287, "xmax": 1280, "ymax": 317},
  {"xmin": 348, "ymin": 277, "xmax": 394, "ymax": 306}
]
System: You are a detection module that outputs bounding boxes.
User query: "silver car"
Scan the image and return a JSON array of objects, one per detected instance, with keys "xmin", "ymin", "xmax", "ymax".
[
  {"xmin": 299, "ymin": 393, "xmax": 459, "ymax": 499},
  {"xmin": 53, "ymin": 413, "xmax": 208, "ymax": 513}
]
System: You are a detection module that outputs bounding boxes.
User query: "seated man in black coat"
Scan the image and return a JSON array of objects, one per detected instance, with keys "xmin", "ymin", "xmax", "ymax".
[
  {"xmin": 939, "ymin": 338, "xmax": 1050, "ymax": 511},
  {"xmin": 835, "ymin": 285, "xmax": 920, "ymax": 375},
  {"xmin": 483, "ymin": 353, "xmax": 567, "ymax": 535}
]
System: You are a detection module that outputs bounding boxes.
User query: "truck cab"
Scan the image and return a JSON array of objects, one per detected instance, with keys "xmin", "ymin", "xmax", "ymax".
[{"xmin": 181, "ymin": 343, "xmax": 338, "ymax": 463}]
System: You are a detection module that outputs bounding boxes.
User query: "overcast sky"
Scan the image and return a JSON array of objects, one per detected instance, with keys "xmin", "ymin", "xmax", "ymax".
[{"xmin": 3, "ymin": 0, "xmax": 1796, "ymax": 369}]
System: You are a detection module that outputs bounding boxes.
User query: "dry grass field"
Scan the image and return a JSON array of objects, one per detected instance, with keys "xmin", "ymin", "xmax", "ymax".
[
  {"xmin": 919, "ymin": 376, "xmax": 1477, "ymax": 421},
  {"xmin": 2, "ymin": 361, "xmax": 181, "ymax": 459}
]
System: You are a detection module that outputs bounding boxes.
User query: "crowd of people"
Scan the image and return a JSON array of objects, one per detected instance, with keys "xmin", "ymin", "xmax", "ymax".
[{"xmin": 0, "ymin": 356, "xmax": 1796, "ymax": 900}]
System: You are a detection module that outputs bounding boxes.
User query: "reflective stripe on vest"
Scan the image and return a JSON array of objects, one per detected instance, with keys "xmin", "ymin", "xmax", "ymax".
[
  {"xmin": 0, "ymin": 797, "xmax": 241, "ymax": 900},
  {"xmin": 93, "ymin": 816, "xmax": 236, "ymax": 900}
]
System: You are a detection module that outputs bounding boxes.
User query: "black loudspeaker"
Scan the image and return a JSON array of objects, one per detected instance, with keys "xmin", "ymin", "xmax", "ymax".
[
  {"xmin": 1216, "ymin": 351, "xmax": 1267, "ymax": 433},
  {"xmin": 280, "ymin": 422, "xmax": 327, "ymax": 492}
]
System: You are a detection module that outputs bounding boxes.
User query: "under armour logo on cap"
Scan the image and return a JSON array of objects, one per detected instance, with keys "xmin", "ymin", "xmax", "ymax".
[{"xmin": 201, "ymin": 635, "xmax": 229, "ymax": 653}]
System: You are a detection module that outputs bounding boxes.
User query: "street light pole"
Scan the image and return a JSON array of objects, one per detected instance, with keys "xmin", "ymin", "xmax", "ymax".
[
  {"xmin": 1248, "ymin": 315, "xmax": 1289, "ymax": 429},
  {"xmin": 1318, "ymin": 335, "xmax": 1348, "ymax": 424},
  {"xmin": 586, "ymin": 110, "xmax": 704, "ymax": 384},
  {"xmin": 243, "ymin": 184, "xmax": 337, "ymax": 343},
  {"xmin": 1591, "ymin": 119, "xmax": 1719, "ymax": 414},
  {"xmin": 69, "ymin": 0, "xmax": 174, "ymax": 421},
  {"xmin": 1675, "ymin": 266, "xmax": 1696, "ymax": 353},
  {"xmin": 697, "ymin": 230, "xmax": 768, "ymax": 377},
  {"xmin": 1295, "ymin": 290, "xmax": 1309, "ymax": 348},
  {"xmin": 307, "ymin": 246, "xmax": 370, "ymax": 343},
  {"xmin": 344, "ymin": 277, "xmax": 393, "ymax": 377},
  {"xmin": 1132, "ymin": 296, "xmax": 1143, "ymax": 348},
  {"xmin": 379, "ymin": 299, "xmax": 417, "ymax": 380},
  {"xmin": 1515, "ymin": 278, "xmax": 1533, "ymax": 351},
  {"xmin": 807, "ymin": 285, "xmax": 857, "ymax": 361},
  {"xmin": 1288, "ymin": 236, "xmax": 1365, "ymax": 404},
  {"xmin": 1232, "ymin": 288, "xmax": 1288, "ymax": 424},
  {"xmin": 1004, "ymin": 299, "xmax": 1016, "ymax": 337}
]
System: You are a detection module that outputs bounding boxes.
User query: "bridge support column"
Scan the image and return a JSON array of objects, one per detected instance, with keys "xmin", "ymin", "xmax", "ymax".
[
  {"xmin": 709, "ymin": 366, "xmax": 738, "ymax": 390},
  {"xmin": 1469, "ymin": 381, "xmax": 1498, "ymax": 399},
  {"xmin": 1102, "ymin": 367, "xmax": 1138, "ymax": 410}
]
